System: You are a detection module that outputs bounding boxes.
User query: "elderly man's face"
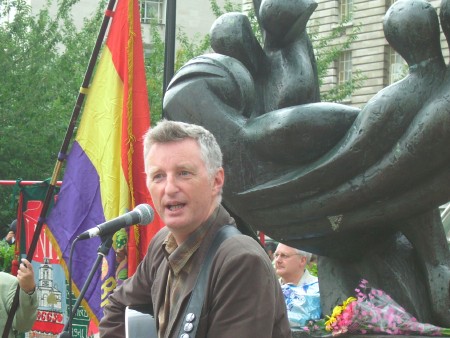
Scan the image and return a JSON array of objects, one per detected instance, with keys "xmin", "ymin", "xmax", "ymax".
[{"xmin": 274, "ymin": 243, "xmax": 306, "ymax": 282}]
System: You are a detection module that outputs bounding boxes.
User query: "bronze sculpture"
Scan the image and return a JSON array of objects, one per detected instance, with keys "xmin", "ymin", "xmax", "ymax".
[{"xmin": 163, "ymin": 0, "xmax": 450, "ymax": 327}]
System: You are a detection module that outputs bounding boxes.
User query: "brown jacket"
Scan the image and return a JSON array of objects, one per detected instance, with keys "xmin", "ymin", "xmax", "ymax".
[{"xmin": 99, "ymin": 206, "xmax": 291, "ymax": 338}]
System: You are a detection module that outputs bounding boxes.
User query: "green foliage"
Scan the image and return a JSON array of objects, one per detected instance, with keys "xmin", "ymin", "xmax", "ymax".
[
  {"xmin": 321, "ymin": 69, "xmax": 366, "ymax": 102},
  {"xmin": 0, "ymin": 241, "xmax": 15, "ymax": 272},
  {"xmin": 175, "ymin": 30, "xmax": 212, "ymax": 71},
  {"xmin": 307, "ymin": 262, "xmax": 318, "ymax": 277},
  {"xmin": 0, "ymin": 0, "xmax": 104, "ymax": 226},
  {"xmin": 145, "ymin": 20, "xmax": 166, "ymax": 124},
  {"xmin": 246, "ymin": 9, "xmax": 263, "ymax": 45},
  {"xmin": 309, "ymin": 16, "xmax": 366, "ymax": 102},
  {"xmin": 210, "ymin": 0, "xmax": 241, "ymax": 17}
]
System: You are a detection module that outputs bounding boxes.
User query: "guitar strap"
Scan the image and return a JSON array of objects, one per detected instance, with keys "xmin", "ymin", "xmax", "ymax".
[{"xmin": 176, "ymin": 225, "xmax": 241, "ymax": 338}]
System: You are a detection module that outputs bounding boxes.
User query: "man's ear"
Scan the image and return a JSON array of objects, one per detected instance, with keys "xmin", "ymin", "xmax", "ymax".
[
  {"xmin": 300, "ymin": 255, "xmax": 308, "ymax": 266},
  {"xmin": 213, "ymin": 167, "xmax": 225, "ymax": 193}
]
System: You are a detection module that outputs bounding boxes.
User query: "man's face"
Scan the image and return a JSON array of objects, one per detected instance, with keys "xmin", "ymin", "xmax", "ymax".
[
  {"xmin": 274, "ymin": 243, "xmax": 305, "ymax": 281},
  {"xmin": 145, "ymin": 138, "xmax": 224, "ymax": 244}
]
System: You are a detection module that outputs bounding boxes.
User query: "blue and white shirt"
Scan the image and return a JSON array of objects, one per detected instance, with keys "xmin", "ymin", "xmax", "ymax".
[{"xmin": 280, "ymin": 270, "xmax": 321, "ymax": 329}]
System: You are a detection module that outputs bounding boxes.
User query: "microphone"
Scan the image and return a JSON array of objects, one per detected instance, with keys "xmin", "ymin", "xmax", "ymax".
[{"xmin": 77, "ymin": 204, "xmax": 154, "ymax": 240}]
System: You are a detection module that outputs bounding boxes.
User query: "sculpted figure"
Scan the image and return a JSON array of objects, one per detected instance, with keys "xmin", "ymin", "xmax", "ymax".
[{"xmin": 163, "ymin": 0, "xmax": 450, "ymax": 327}]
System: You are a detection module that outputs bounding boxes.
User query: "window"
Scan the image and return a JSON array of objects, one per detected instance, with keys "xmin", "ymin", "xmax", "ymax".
[
  {"xmin": 388, "ymin": 46, "xmax": 406, "ymax": 84},
  {"xmin": 338, "ymin": 51, "xmax": 352, "ymax": 85},
  {"xmin": 339, "ymin": 0, "xmax": 353, "ymax": 22},
  {"xmin": 140, "ymin": 0, "xmax": 164, "ymax": 24},
  {"xmin": 337, "ymin": 51, "xmax": 352, "ymax": 100}
]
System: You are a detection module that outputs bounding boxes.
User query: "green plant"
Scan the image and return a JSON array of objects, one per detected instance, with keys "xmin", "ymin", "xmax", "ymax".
[
  {"xmin": 309, "ymin": 16, "xmax": 366, "ymax": 102},
  {"xmin": 0, "ymin": 241, "xmax": 15, "ymax": 273},
  {"xmin": 307, "ymin": 262, "xmax": 318, "ymax": 277},
  {"xmin": 0, "ymin": 0, "xmax": 104, "ymax": 226}
]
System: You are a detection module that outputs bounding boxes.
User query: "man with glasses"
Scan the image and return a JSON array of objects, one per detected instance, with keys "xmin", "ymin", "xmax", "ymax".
[{"xmin": 274, "ymin": 243, "xmax": 321, "ymax": 330}]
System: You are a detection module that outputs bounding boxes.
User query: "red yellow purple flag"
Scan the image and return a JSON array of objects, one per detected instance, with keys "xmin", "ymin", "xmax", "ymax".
[{"xmin": 45, "ymin": 0, "xmax": 163, "ymax": 325}]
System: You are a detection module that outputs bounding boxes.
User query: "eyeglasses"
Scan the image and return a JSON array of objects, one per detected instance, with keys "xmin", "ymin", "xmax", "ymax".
[{"xmin": 274, "ymin": 253, "xmax": 301, "ymax": 260}]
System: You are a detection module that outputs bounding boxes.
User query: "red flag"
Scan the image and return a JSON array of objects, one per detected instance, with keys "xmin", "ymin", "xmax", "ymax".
[
  {"xmin": 108, "ymin": 0, "xmax": 165, "ymax": 276},
  {"xmin": 46, "ymin": 0, "xmax": 164, "ymax": 324}
]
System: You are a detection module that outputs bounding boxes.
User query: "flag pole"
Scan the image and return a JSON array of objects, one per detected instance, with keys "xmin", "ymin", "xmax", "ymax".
[
  {"xmin": 2, "ymin": 0, "xmax": 118, "ymax": 336},
  {"xmin": 162, "ymin": 0, "xmax": 176, "ymax": 118}
]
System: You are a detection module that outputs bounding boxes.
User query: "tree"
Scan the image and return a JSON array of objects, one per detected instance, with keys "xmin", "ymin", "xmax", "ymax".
[{"xmin": 0, "ymin": 0, "xmax": 104, "ymax": 226}]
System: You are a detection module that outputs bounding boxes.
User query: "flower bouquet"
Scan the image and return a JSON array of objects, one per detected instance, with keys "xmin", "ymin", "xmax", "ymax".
[{"xmin": 304, "ymin": 279, "xmax": 450, "ymax": 337}]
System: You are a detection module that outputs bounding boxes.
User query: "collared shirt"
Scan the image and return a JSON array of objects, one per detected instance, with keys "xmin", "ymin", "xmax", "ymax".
[
  {"xmin": 280, "ymin": 269, "xmax": 321, "ymax": 329},
  {"xmin": 157, "ymin": 208, "xmax": 218, "ymax": 338}
]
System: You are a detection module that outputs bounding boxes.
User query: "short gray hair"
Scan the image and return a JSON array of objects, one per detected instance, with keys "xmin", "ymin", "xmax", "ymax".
[
  {"xmin": 295, "ymin": 249, "xmax": 312, "ymax": 264},
  {"xmin": 143, "ymin": 119, "xmax": 223, "ymax": 179}
]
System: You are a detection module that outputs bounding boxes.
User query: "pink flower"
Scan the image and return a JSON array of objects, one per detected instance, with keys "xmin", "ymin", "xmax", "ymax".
[{"xmin": 306, "ymin": 279, "xmax": 450, "ymax": 337}]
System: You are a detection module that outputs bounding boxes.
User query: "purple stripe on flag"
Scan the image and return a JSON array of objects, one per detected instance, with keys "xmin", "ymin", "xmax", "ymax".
[{"xmin": 47, "ymin": 141, "xmax": 115, "ymax": 321}]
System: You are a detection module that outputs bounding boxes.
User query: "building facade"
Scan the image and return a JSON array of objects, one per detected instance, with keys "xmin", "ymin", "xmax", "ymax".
[
  {"xmin": 140, "ymin": 0, "xmax": 243, "ymax": 50},
  {"xmin": 309, "ymin": 0, "xmax": 447, "ymax": 107},
  {"xmin": 243, "ymin": 0, "xmax": 447, "ymax": 108},
  {"xmin": 19, "ymin": 0, "xmax": 449, "ymax": 107},
  {"xmin": 26, "ymin": 0, "xmax": 243, "ymax": 50}
]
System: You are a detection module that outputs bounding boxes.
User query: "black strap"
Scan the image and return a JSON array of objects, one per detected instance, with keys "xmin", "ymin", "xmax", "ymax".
[{"xmin": 177, "ymin": 225, "xmax": 241, "ymax": 338}]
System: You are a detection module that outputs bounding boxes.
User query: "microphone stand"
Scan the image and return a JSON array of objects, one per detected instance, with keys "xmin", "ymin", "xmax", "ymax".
[{"xmin": 60, "ymin": 234, "xmax": 114, "ymax": 338}]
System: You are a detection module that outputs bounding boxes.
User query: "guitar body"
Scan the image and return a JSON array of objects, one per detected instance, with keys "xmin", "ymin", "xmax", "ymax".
[{"xmin": 125, "ymin": 305, "xmax": 157, "ymax": 338}]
